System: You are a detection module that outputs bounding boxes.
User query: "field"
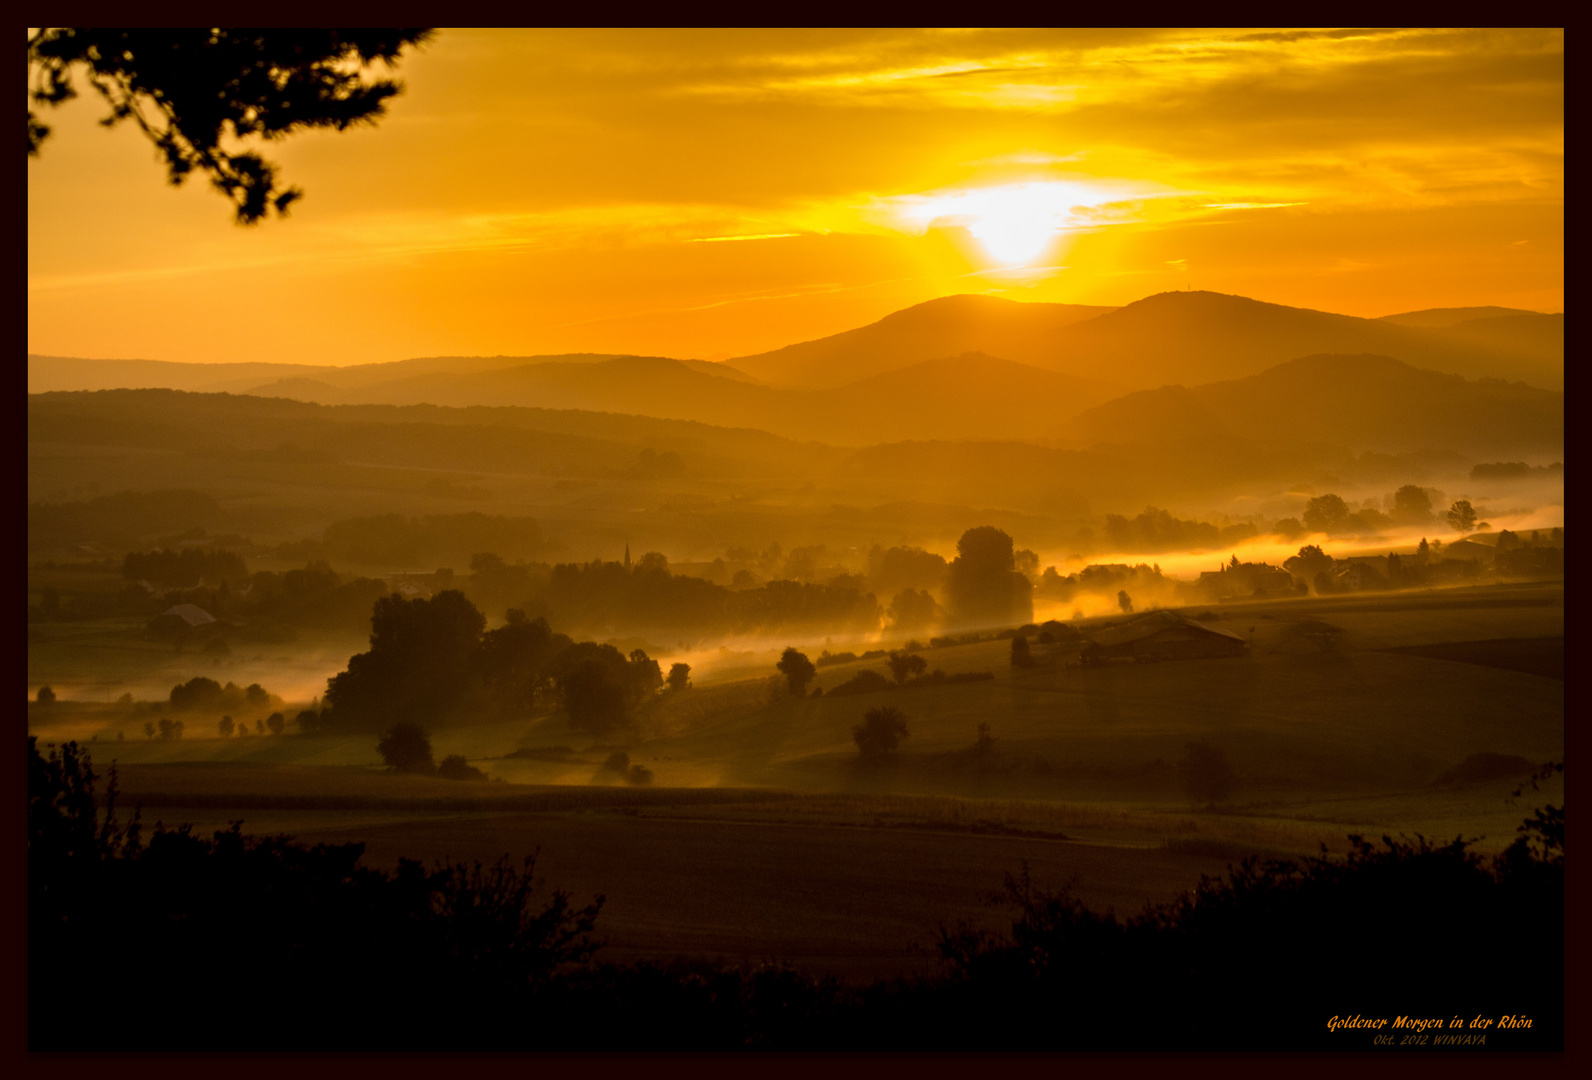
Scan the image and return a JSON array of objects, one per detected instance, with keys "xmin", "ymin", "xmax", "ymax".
[{"xmin": 31, "ymin": 581, "xmax": 1563, "ymax": 977}]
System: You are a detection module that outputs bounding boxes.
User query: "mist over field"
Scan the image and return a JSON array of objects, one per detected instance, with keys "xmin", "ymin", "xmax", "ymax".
[{"xmin": 28, "ymin": 27, "xmax": 1562, "ymax": 1053}]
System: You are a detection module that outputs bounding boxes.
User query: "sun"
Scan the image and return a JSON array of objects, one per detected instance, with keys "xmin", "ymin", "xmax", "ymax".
[{"xmin": 890, "ymin": 181, "xmax": 1113, "ymax": 267}]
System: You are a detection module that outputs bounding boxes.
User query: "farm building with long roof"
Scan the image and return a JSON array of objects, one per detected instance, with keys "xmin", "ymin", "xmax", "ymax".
[{"xmin": 1082, "ymin": 610, "xmax": 1249, "ymax": 663}]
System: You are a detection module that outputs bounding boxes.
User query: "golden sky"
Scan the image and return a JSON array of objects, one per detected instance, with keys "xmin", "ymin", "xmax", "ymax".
[{"xmin": 27, "ymin": 28, "xmax": 1563, "ymax": 366}]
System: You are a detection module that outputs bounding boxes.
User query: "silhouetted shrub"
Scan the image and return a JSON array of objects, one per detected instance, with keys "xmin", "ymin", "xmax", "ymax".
[
  {"xmin": 776, "ymin": 648, "xmax": 817, "ymax": 696},
  {"xmin": 853, "ymin": 706, "xmax": 908, "ymax": 760},
  {"xmin": 377, "ymin": 722, "xmax": 436, "ymax": 775},
  {"xmin": 436, "ymin": 755, "xmax": 487, "ymax": 781}
]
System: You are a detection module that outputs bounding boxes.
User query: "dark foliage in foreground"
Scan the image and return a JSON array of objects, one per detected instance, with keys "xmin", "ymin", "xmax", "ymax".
[{"xmin": 29, "ymin": 739, "xmax": 1562, "ymax": 1050}]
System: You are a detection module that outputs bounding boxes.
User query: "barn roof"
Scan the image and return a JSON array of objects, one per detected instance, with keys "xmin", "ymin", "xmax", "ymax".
[
  {"xmin": 156, "ymin": 603, "xmax": 216, "ymax": 627},
  {"xmin": 1086, "ymin": 610, "xmax": 1247, "ymax": 648}
]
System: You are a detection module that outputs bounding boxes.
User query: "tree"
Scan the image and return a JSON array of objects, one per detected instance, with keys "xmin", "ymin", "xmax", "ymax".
[
  {"xmin": 171, "ymin": 676, "xmax": 224, "ymax": 711},
  {"xmin": 245, "ymin": 683, "xmax": 270, "ymax": 707},
  {"xmin": 377, "ymin": 722, "xmax": 435, "ymax": 774},
  {"xmin": 325, "ymin": 590, "xmax": 487, "ymax": 731},
  {"xmin": 558, "ymin": 656, "xmax": 630, "ymax": 735},
  {"xmin": 1116, "ymin": 590, "xmax": 1133, "ymax": 614},
  {"xmin": 266, "ymin": 712, "xmax": 285, "ymax": 735},
  {"xmin": 945, "ymin": 526, "xmax": 1034, "ymax": 629},
  {"xmin": 1446, "ymin": 500, "xmax": 1478, "ymax": 534},
  {"xmin": 666, "ymin": 663, "xmax": 691, "ymax": 692},
  {"xmin": 887, "ymin": 651, "xmax": 927, "ymax": 684},
  {"xmin": 1178, "ymin": 741, "xmax": 1236, "ymax": 806},
  {"xmin": 36, "ymin": 685, "xmax": 56, "ymax": 706},
  {"xmin": 218, "ymin": 716, "xmax": 235, "ymax": 738},
  {"xmin": 1010, "ymin": 636, "xmax": 1035, "ymax": 669},
  {"xmin": 777, "ymin": 648, "xmax": 817, "ymax": 697},
  {"xmin": 1302, "ymin": 494, "xmax": 1350, "ymax": 533},
  {"xmin": 853, "ymin": 706, "xmax": 909, "ymax": 761},
  {"xmin": 28, "ymin": 28, "xmax": 433, "ymax": 223},
  {"xmin": 1391, "ymin": 485, "xmax": 1434, "ymax": 525},
  {"xmin": 143, "ymin": 721, "xmax": 155, "ymax": 740},
  {"xmin": 628, "ymin": 649, "xmax": 663, "ymax": 696}
]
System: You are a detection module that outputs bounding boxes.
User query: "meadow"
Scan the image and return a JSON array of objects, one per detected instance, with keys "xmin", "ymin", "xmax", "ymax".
[{"xmin": 32, "ymin": 581, "xmax": 1562, "ymax": 977}]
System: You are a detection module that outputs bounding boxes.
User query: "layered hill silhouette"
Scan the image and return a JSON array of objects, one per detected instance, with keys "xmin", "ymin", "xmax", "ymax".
[
  {"xmin": 733, "ymin": 291, "xmax": 1561, "ymax": 391},
  {"xmin": 26, "ymin": 352, "xmax": 761, "ymax": 396},
  {"xmin": 727, "ymin": 294, "xmax": 1118, "ymax": 388},
  {"xmin": 1064, "ymin": 354, "xmax": 1563, "ymax": 458},
  {"xmin": 1377, "ymin": 306, "xmax": 1543, "ymax": 328},
  {"xmin": 253, "ymin": 352, "xmax": 1114, "ymax": 445},
  {"xmin": 29, "ymin": 290, "xmax": 1562, "ymax": 450}
]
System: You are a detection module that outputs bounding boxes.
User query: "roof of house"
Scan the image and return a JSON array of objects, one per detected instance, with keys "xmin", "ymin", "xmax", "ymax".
[
  {"xmin": 1086, "ymin": 610, "xmax": 1248, "ymax": 648},
  {"xmin": 155, "ymin": 603, "xmax": 216, "ymax": 627}
]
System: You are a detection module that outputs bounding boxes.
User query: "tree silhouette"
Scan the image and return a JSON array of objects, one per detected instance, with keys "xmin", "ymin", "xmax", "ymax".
[
  {"xmin": 1302, "ymin": 494, "xmax": 1350, "ymax": 533},
  {"xmin": 1010, "ymin": 635, "xmax": 1035, "ymax": 668},
  {"xmin": 887, "ymin": 650, "xmax": 927, "ymax": 684},
  {"xmin": 325, "ymin": 590, "xmax": 486, "ymax": 731},
  {"xmin": 777, "ymin": 648, "xmax": 817, "ymax": 697},
  {"xmin": 28, "ymin": 28, "xmax": 433, "ymax": 222},
  {"xmin": 853, "ymin": 706, "xmax": 909, "ymax": 761},
  {"xmin": 36, "ymin": 685, "xmax": 56, "ymax": 706},
  {"xmin": 1446, "ymin": 499, "xmax": 1478, "ymax": 534},
  {"xmin": 667, "ymin": 663, "xmax": 691, "ymax": 692},
  {"xmin": 1117, "ymin": 590, "xmax": 1133, "ymax": 614},
  {"xmin": 218, "ymin": 715, "xmax": 234, "ymax": 738},
  {"xmin": 1391, "ymin": 485, "xmax": 1433, "ymax": 524},
  {"xmin": 377, "ymin": 722, "xmax": 435, "ymax": 774},
  {"xmin": 945, "ymin": 526, "xmax": 1033, "ymax": 629},
  {"xmin": 266, "ymin": 712, "xmax": 285, "ymax": 735}
]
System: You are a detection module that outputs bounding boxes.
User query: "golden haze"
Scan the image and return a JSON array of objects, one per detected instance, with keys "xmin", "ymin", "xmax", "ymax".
[{"xmin": 27, "ymin": 28, "xmax": 1562, "ymax": 365}]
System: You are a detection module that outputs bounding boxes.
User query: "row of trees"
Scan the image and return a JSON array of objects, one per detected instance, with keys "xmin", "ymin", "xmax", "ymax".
[
  {"xmin": 1301, "ymin": 489, "xmax": 1484, "ymax": 536},
  {"xmin": 320, "ymin": 593, "xmax": 674, "ymax": 736}
]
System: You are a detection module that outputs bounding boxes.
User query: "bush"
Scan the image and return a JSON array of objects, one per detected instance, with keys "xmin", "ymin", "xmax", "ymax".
[
  {"xmin": 852, "ymin": 706, "xmax": 909, "ymax": 760},
  {"xmin": 377, "ymin": 722, "xmax": 436, "ymax": 774},
  {"xmin": 437, "ymin": 755, "xmax": 487, "ymax": 781}
]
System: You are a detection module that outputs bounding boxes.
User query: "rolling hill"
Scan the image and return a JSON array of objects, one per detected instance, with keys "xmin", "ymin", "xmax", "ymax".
[
  {"xmin": 1064, "ymin": 353, "xmax": 1563, "ymax": 458},
  {"xmin": 735, "ymin": 291, "xmax": 1563, "ymax": 392},
  {"xmin": 240, "ymin": 353, "xmax": 1114, "ymax": 446},
  {"xmin": 728, "ymin": 295, "xmax": 1119, "ymax": 388},
  {"xmin": 26, "ymin": 352, "xmax": 760, "ymax": 397}
]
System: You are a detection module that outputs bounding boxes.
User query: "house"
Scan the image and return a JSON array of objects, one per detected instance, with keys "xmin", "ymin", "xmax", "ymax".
[
  {"xmin": 146, "ymin": 603, "xmax": 220, "ymax": 639},
  {"xmin": 1197, "ymin": 559, "xmax": 1296, "ymax": 598},
  {"xmin": 1082, "ymin": 610, "xmax": 1249, "ymax": 664}
]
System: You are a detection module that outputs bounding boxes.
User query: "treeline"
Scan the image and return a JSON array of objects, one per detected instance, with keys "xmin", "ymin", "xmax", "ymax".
[
  {"xmin": 28, "ymin": 489, "xmax": 222, "ymax": 551},
  {"xmin": 1471, "ymin": 460, "xmax": 1563, "ymax": 480},
  {"xmin": 312, "ymin": 592, "xmax": 664, "ymax": 735},
  {"xmin": 1102, "ymin": 507, "xmax": 1257, "ymax": 554},
  {"xmin": 30, "ymin": 739, "xmax": 1563, "ymax": 1051}
]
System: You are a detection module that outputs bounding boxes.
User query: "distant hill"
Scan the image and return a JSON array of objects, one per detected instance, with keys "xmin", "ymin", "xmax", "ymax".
[
  {"xmin": 1065, "ymin": 353, "xmax": 1563, "ymax": 458},
  {"xmin": 236, "ymin": 351, "xmax": 1114, "ymax": 445},
  {"xmin": 26, "ymin": 352, "xmax": 760, "ymax": 396},
  {"xmin": 728, "ymin": 295, "xmax": 1119, "ymax": 389},
  {"xmin": 731, "ymin": 291, "xmax": 1562, "ymax": 393},
  {"xmin": 1378, "ymin": 306, "xmax": 1545, "ymax": 328},
  {"xmin": 1021, "ymin": 291, "xmax": 1562, "ymax": 390},
  {"xmin": 26, "ymin": 388, "xmax": 835, "ymax": 482}
]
